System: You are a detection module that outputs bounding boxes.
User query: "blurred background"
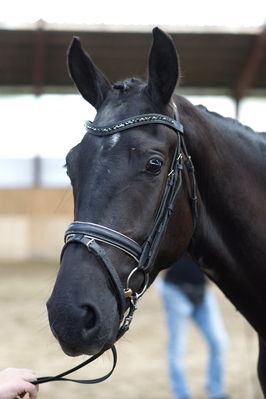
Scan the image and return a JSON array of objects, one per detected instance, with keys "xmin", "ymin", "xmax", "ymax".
[{"xmin": 0, "ymin": 1, "xmax": 265, "ymax": 398}]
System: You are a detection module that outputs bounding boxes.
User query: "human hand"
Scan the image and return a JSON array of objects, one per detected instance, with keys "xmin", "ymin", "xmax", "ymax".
[{"xmin": 0, "ymin": 368, "xmax": 39, "ymax": 399}]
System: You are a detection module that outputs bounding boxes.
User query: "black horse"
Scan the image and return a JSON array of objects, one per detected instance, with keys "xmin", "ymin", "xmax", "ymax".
[{"xmin": 47, "ymin": 28, "xmax": 266, "ymax": 395}]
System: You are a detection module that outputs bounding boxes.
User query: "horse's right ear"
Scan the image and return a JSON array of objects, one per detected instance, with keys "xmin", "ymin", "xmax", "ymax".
[{"xmin": 67, "ymin": 37, "xmax": 111, "ymax": 110}]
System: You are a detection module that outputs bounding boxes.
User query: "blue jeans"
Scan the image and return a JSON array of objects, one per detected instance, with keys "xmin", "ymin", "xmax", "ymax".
[{"xmin": 159, "ymin": 280, "xmax": 228, "ymax": 399}]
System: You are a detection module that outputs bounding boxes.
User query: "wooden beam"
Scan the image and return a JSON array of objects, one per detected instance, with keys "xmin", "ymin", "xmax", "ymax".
[
  {"xmin": 32, "ymin": 20, "xmax": 47, "ymax": 95},
  {"xmin": 235, "ymin": 25, "xmax": 266, "ymax": 101}
]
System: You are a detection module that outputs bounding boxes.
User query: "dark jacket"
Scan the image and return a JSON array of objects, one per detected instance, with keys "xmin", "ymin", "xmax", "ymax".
[{"xmin": 164, "ymin": 254, "xmax": 206, "ymax": 304}]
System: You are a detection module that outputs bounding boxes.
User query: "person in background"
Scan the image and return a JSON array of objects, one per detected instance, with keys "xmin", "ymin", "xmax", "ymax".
[
  {"xmin": 0, "ymin": 368, "xmax": 38, "ymax": 399},
  {"xmin": 159, "ymin": 253, "xmax": 229, "ymax": 399}
]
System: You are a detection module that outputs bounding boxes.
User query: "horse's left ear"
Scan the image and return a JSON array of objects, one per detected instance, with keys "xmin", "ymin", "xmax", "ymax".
[{"xmin": 147, "ymin": 27, "xmax": 179, "ymax": 104}]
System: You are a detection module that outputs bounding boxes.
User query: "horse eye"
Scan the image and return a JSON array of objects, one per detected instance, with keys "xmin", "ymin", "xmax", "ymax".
[{"xmin": 146, "ymin": 158, "xmax": 163, "ymax": 174}]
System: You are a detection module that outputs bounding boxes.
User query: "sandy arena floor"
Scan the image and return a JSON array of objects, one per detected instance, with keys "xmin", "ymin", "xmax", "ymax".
[{"xmin": 0, "ymin": 262, "xmax": 263, "ymax": 399}]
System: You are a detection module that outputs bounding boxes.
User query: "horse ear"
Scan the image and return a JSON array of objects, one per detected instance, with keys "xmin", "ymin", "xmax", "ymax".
[
  {"xmin": 147, "ymin": 27, "xmax": 179, "ymax": 104},
  {"xmin": 67, "ymin": 37, "xmax": 111, "ymax": 110}
]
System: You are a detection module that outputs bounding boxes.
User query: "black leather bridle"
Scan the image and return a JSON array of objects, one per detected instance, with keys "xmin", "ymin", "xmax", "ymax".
[
  {"xmin": 62, "ymin": 106, "xmax": 198, "ymax": 337},
  {"xmin": 32, "ymin": 104, "xmax": 198, "ymax": 388}
]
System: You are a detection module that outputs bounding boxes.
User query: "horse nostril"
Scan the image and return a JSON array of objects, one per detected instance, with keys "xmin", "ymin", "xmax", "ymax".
[{"xmin": 81, "ymin": 305, "xmax": 98, "ymax": 333}]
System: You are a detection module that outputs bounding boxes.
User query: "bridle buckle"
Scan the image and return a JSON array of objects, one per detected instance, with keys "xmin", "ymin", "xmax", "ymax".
[{"xmin": 83, "ymin": 236, "xmax": 95, "ymax": 248}]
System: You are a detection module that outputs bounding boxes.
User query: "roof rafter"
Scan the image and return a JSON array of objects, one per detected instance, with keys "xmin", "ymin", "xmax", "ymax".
[{"xmin": 235, "ymin": 25, "xmax": 266, "ymax": 101}]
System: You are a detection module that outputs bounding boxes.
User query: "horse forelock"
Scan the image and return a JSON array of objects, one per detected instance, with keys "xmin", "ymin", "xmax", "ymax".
[
  {"xmin": 95, "ymin": 78, "xmax": 162, "ymax": 125},
  {"xmin": 113, "ymin": 77, "xmax": 143, "ymax": 92}
]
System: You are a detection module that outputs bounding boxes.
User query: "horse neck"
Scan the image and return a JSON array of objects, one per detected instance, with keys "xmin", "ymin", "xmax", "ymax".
[
  {"xmin": 178, "ymin": 97, "xmax": 265, "ymax": 275},
  {"xmin": 176, "ymin": 96, "xmax": 266, "ymax": 336}
]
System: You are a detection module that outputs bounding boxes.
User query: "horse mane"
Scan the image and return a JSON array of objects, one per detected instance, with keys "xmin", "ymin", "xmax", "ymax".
[
  {"xmin": 196, "ymin": 104, "xmax": 265, "ymax": 136},
  {"xmin": 110, "ymin": 80, "xmax": 265, "ymax": 138}
]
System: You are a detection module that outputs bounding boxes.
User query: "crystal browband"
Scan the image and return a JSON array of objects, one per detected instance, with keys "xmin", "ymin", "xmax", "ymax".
[{"xmin": 85, "ymin": 113, "xmax": 184, "ymax": 136}]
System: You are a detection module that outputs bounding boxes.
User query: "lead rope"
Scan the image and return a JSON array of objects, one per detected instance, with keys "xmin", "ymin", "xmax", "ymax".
[
  {"xmin": 33, "ymin": 345, "xmax": 117, "ymax": 385},
  {"xmin": 14, "ymin": 346, "xmax": 117, "ymax": 399}
]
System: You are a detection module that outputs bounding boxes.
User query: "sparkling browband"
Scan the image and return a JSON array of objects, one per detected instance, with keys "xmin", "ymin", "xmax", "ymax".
[{"xmin": 85, "ymin": 113, "xmax": 184, "ymax": 136}]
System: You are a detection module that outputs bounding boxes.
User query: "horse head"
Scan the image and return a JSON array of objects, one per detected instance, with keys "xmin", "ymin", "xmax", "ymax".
[{"xmin": 47, "ymin": 27, "xmax": 196, "ymax": 357}]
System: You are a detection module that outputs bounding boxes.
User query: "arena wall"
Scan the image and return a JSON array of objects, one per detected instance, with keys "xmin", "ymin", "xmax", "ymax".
[{"xmin": 0, "ymin": 189, "xmax": 73, "ymax": 261}]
